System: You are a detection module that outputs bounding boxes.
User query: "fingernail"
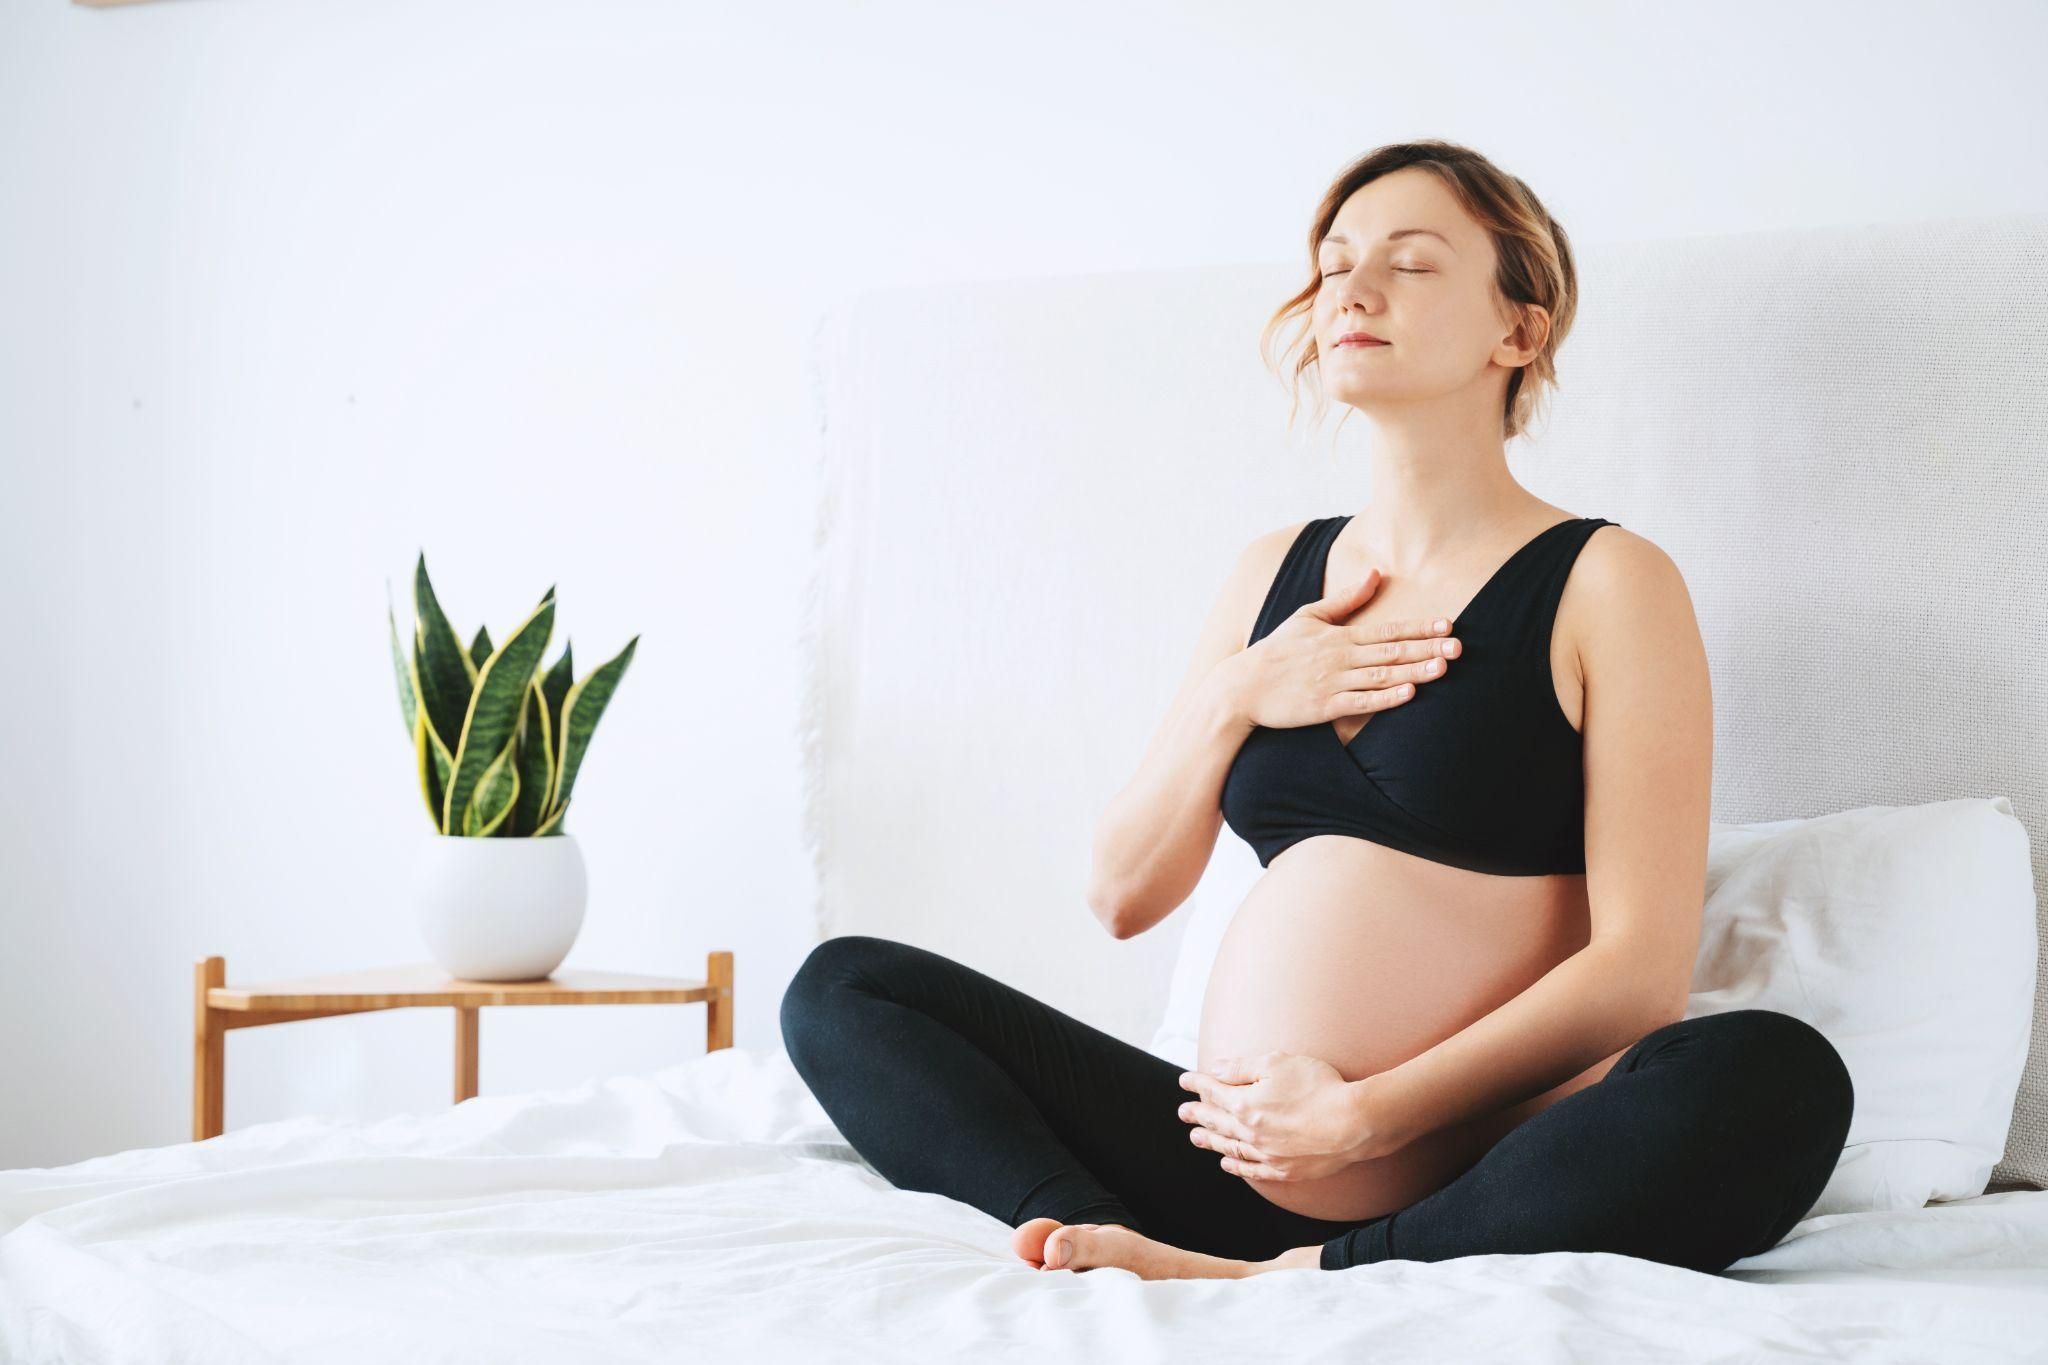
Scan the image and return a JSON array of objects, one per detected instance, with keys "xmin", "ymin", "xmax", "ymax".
[{"xmin": 1049, "ymin": 1239, "xmax": 1069, "ymax": 1267}]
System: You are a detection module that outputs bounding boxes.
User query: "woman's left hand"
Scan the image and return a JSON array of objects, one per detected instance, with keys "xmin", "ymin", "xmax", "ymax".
[{"xmin": 1177, "ymin": 1051, "xmax": 1393, "ymax": 1182}]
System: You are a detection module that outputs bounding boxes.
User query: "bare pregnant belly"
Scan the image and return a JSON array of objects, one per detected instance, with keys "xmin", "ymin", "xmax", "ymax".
[{"xmin": 1195, "ymin": 835, "xmax": 1630, "ymax": 1223}]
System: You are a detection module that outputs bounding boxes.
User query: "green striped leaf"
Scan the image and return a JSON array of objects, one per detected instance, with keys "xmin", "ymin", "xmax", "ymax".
[
  {"xmin": 540, "ymin": 641, "xmax": 573, "ymax": 757},
  {"xmin": 387, "ymin": 584, "xmax": 418, "ymax": 744},
  {"xmin": 545, "ymin": 635, "xmax": 638, "ymax": 818},
  {"xmin": 412, "ymin": 554, "xmax": 474, "ymax": 755},
  {"xmin": 533, "ymin": 800, "xmax": 568, "ymax": 836},
  {"xmin": 468, "ymin": 625, "xmax": 494, "ymax": 671},
  {"xmin": 410, "ymin": 644, "xmax": 456, "ymax": 830},
  {"xmin": 443, "ymin": 595, "xmax": 555, "ymax": 836},
  {"xmin": 462, "ymin": 738, "xmax": 520, "ymax": 837},
  {"xmin": 511, "ymin": 677, "xmax": 555, "ymax": 838}
]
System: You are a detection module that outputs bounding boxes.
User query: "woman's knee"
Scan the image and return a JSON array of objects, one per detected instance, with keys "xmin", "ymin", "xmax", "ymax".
[
  {"xmin": 1674, "ymin": 1009, "xmax": 1856, "ymax": 1157},
  {"xmin": 778, "ymin": 935, "xmax": 913, "ymax": 1052},
  {"xmin": 1720, "ymin": 1010, "xmax": 1851, "ymax": 1108}
]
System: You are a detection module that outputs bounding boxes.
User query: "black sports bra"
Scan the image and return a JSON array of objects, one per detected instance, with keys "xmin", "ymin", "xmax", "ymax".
[{"xmin": 1219, "ymin": 514, "xmax": 1618, "ymax": 875}]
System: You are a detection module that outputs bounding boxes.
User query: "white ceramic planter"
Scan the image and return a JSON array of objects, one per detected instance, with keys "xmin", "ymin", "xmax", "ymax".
[{"xmin": 410, "ymin": 832, "xmax": 588, "ymax": 981}]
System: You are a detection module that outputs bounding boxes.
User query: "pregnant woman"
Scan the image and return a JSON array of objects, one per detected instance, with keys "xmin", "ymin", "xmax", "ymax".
[{"xmin": 780, "ymin": 139, "xmax": 1854, "ymax": 1280}]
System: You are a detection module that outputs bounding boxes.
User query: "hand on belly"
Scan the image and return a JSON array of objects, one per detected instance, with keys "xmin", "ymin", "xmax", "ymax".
[
  {"xmin": 1177, "ymin": 1051, "xmax": 1384, "ymax": 1186},
  {"xmin": 1194, "ymin": 839, "xmax": 1598, "ymax": 1222}
]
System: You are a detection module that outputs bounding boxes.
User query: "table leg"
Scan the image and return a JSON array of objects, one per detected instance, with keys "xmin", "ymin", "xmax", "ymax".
[
  {"xmin": 706, "ymin": 950, "xmax": 733, "ymax": 1051},
  {"xmin": 193, "ymin": 956, "xmax": 225, "ymax": 1142},
  {"xmin": 454, "ymin": 1006, "xmax": 480, "ymax": 1102}
]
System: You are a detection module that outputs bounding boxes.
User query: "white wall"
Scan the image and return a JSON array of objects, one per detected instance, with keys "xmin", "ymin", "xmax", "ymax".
[{"xmin": 2, "ymin": 0, "xmax": 2043, "ymax": 1170}]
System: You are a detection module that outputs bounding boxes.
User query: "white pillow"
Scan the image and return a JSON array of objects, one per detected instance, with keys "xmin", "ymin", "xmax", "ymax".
[{"xmin": 1149, "ymin": 796, "xmax": 2038, "ymax": 1217}]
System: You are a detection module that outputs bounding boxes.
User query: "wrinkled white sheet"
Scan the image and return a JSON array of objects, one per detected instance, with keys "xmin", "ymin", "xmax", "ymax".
[{"xmin": 3, "ymin": 1046, "xmax": 2045, "ymax": 1364}]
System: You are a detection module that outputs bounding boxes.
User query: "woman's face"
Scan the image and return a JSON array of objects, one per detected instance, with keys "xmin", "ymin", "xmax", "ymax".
[{"xmin": 1312, "ymin": 167, "xmax": 1532, "ymax": 414}]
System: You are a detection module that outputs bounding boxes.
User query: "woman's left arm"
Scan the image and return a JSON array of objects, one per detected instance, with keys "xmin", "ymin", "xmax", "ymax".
[
  {"xmin": 1371, "ymin": 533, "xmax": 1711, "ymax": 1149},
  {"xmin": 1181, "ymin": 531, "xmax": 1713, "ymax": 1179}
]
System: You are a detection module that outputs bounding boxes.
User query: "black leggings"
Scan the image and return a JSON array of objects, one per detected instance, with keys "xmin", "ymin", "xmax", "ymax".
[{"xmin": 779, "ymin": 934, "xmax": 1855, "ymax": 1275}]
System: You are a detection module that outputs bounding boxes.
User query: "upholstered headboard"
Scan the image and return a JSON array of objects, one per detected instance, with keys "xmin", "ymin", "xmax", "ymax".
[{"xmin": 797, "ymin": 213, "xmax": 2048, "ymax": 1191}]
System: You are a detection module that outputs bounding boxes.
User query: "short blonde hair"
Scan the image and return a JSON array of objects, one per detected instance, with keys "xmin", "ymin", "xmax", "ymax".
[{"xmin": 1261, "ymin": 138, "xmax": 1577, "ymax": 444}]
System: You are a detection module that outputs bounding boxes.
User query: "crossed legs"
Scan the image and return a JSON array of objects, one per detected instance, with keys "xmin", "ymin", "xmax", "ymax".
[{"xmin": 778, "ymin": 934, "xmax": 1854, "ymax": 1277}]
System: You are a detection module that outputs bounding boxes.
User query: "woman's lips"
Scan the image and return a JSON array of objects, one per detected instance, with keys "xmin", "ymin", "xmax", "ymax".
[{"xmin": 1335, "ymin": 339, "xmax": 1390, "ymax": 347}]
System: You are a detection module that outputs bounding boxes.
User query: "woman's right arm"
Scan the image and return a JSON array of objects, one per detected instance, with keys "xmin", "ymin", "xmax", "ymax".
[{"xmin": 1084, "ymin": 525, "xmax": 1298, "ymax": 939}]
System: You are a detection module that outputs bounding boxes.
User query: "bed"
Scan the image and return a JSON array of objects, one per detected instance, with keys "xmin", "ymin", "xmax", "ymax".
[
  {"xmin": 8, "ymin": 210, "xmax": 2048, "ymax": 1361},
  {"xmin": 3, "ymin": 1046, "xmax": 2046, "ymax": 1363}
]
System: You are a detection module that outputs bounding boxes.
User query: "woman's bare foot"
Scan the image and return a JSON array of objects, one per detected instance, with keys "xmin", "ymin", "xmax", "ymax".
[{"xmin": 1010, "ymin": 1216, "xmax": 1254, "ymax": 1280}]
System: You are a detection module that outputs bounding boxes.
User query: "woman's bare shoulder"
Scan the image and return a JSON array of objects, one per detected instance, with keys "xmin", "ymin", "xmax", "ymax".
[{"xmin": 1560, "ymin": 525, "xmax": 1700, "ymax": 677}]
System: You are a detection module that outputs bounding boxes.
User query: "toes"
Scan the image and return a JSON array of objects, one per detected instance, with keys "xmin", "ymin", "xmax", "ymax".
[
  {"xmin": 1045, "ymin": 1223, "xmax": 1103, "ymax": 1270},
  {"xmin": 1011, "ymin": 1216, "xmax": 1061, "ymax": 1267},
  {"xmin": 1020, "ymin": 1221, "xmax": 1135, "ymax": 1272}
]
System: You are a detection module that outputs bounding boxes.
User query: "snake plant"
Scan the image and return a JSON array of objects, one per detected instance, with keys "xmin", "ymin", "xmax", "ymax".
[{"xmin": 386, "ymin": 553, "xmax": 638, "ymax": 837}]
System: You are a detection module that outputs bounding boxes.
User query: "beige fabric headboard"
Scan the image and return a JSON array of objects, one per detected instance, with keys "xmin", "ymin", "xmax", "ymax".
[{"xmin": 798, "ymin": 212, "xmax": 2048, "ymax": 1191}]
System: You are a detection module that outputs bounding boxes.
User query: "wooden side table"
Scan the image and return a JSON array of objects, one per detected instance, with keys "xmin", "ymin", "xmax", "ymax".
[{"xmin": 191, "ymin": 952, "xmax": 734, "ymax": 1141}]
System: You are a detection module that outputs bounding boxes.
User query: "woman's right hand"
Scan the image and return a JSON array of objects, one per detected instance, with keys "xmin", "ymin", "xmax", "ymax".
[{"xmin": 1223, "ymin": 567, "xmax": 1461, "ymax": 731}]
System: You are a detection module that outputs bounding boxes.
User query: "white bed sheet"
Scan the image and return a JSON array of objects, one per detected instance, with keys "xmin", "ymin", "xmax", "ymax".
[{"xmin": 3, "ymin": 1046, "xmax": 2044, "ymax": 1365}]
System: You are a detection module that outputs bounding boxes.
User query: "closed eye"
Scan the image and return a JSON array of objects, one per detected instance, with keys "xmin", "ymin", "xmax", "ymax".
[{"xmin": 1320, "ymin": 268, "xmax": 1432, "ymax": 278}]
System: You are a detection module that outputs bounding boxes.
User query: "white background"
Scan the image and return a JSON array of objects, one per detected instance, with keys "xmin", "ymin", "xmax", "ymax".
[{"xmin": 2, "ymin": 0, "xmax": 2044, "ymax": 1169}]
